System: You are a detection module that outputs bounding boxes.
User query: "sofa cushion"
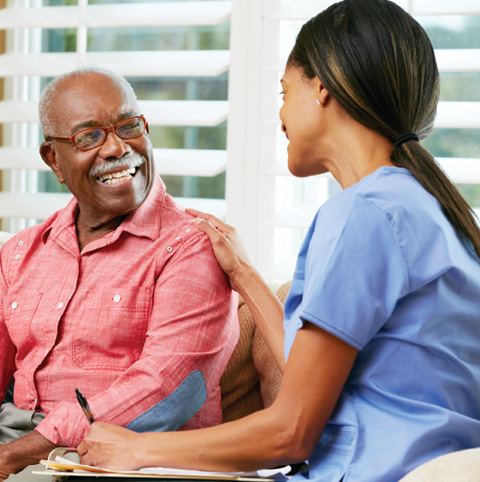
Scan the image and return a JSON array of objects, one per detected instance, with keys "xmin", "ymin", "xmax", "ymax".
[
  {"xmin": 398, "ymin": 447, "xmax": 480, "ymax": 482},
  {"xmin": 0, "ymin": 231, "xmax": 13, "ymax": 246},
  {"xmin": 220, "ymin": 281, "xmax": 290, "ymax": 422}
]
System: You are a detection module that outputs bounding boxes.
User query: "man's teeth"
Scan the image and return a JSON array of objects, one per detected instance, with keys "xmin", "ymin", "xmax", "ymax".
[{"xmin": 97, "ymin": 167, "xmax": 136, "ymax": 184}]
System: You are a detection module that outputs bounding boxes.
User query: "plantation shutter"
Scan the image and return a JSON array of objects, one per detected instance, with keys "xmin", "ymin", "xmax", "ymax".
[
  {"xmin": 1, "ymin": 0, "xmax": 479, "ymax": 279},
  {"xmin": 226, "ymin": 0, "xmax": 480, "ymax": 278},
  {"xmin": 0, "ymin": 0, "xmax": 231, "ymax": 231}
]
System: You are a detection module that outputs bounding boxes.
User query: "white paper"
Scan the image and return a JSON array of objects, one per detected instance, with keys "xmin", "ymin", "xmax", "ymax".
[{"xmin": 51, "ymin": 455, "xmax": 290, "ymax": 480}]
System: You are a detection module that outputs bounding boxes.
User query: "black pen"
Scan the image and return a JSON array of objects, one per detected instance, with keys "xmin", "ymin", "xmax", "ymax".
[{"xmin": 75, "ymin": 388, "xmax": 95, "ymax": 424}]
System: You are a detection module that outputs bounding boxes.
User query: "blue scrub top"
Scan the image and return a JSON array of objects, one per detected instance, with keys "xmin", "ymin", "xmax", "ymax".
[{"xmin": 284, "ymin": 167, "xmax": 480, "ymax": 482}]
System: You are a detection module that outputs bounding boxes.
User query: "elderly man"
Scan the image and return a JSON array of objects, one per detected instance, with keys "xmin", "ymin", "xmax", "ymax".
[{"xmin": 0, "ymin": 67, "xmax": 238, "ymax": 480}]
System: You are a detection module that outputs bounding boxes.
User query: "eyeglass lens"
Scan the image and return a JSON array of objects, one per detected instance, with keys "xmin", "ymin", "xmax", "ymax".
[{"xmin": 74, "ymin": 117, "xmax": 146, "ymax": 150}]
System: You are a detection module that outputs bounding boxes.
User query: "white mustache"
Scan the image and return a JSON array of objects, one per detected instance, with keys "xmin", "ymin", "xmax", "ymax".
[{"xmin": 89, "ymin": 152, "xmax": 146, "ymax": 178}]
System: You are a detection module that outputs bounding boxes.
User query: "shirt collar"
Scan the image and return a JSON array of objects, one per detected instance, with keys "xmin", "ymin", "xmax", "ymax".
[
  {"xmin": 119, "ymin": 175, "xmax": 165, "ymax": 241},
  {"xmin": 42, "ymin": 175, "xmax": 165, "ymax": 245}
]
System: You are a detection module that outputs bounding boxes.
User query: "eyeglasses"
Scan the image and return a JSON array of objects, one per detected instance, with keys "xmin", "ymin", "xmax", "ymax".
[{"xmin": 45, "ymin": 115, "xmax": 148, "ymax": 151}]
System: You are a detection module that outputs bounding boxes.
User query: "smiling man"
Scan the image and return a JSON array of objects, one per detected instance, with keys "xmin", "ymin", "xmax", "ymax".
[{"xmin": 0, "ymin": 67, "xmax": 238, "ymax": 480}]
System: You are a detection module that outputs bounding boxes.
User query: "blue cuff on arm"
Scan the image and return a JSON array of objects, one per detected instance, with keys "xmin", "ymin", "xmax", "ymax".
[{"xmin": 126, "ymin": 370, "xmax": 207, "ymax": 433}]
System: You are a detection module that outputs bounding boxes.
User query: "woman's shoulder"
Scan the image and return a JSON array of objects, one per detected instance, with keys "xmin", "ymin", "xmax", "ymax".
[
  {"xmin": 313, "ymin": 166, "xmax": 475, "ymax": 284},
  {"xmin": 312, "ymin": 166, "xmax": 450, "ymax": 254},
  {"xmin": 317, "ymin": 167, "xmax": 414, "ymax": 223},
  {"xmin": 322, "ymin": 166, "xmax": 440, "ymax": 228},
  {"xmin": 350, "ymin": 166, "xmax": 426, "ymax": 206}
]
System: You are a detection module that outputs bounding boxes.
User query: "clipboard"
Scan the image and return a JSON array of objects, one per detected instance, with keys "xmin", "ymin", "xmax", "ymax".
[{"xmin": 32, "ymin": 448, "xmax": 290, "ymax": 481}]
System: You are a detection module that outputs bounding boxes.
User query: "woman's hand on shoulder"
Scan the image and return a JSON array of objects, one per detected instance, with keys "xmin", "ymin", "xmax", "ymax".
[{"xmin": 186, "ymin": 209, "xmax": 253, "ymax": 293}]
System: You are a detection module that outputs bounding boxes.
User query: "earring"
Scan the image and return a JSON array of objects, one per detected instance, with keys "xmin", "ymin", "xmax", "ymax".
[{"xmin": 316, "ymin": 99, "xmax": 321, "ymax": 105}]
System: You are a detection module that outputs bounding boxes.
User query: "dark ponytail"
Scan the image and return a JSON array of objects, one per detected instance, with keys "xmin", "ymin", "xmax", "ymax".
[
  {"xmin": 288, "ymin": 0, "xmax": 480, "ymax": 257},
  {"xmin": 392, "ymin": 142, "xmax": 480, "ymax": 256}
]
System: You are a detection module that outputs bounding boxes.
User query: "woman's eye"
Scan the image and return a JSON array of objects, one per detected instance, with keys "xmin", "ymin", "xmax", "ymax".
[{"xmin": 279, "ymin": 91, "xmax": 285, "ymax": 95}]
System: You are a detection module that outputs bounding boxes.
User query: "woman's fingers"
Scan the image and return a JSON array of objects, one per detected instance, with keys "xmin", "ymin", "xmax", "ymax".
[
  {"xmin": 185, "ymin": 208, "xmax": 227, "ymax": 232},
  {"xmin": 193, "ymin": 217, "xmax": 224, "ymax": 243},
  {"xmin": 185, "ymin": 208, "xmax": 208, "ymax": 220},
  {"xmin": 187, "ymin": 208, "xmax": 252, "ymax": 293},
  {"xmin": 78, "ymin": 423, "xmax": 140, "ymax": 470}
]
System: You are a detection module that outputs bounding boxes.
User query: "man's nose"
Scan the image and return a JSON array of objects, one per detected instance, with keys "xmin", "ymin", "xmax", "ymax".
[{"xmin": 99, "ymin": 130, "xmax": 131, "ymax": 158}]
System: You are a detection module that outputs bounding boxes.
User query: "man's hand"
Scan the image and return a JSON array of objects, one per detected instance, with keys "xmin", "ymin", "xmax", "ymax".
[{"xmin": 0, "ymin": 430, "xmax": 57, "ymax": 481}]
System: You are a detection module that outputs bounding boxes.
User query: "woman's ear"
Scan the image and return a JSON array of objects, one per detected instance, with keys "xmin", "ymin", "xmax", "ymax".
[
  {"xmin": 317, "ymin": 80, "xmax": 330, "ymax": 105},
  {"xmin": 40, "ymin": 141, "xmax": 65, "ymax": 184}
]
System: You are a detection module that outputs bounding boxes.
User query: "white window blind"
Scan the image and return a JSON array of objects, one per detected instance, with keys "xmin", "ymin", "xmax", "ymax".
[
  {"xmin": 227, "ymin": 0, "xmax": 480, "ymax": 279},
  {"xmin": 0, "ymin": 0, "xmax": 231, "ymax": 232}
]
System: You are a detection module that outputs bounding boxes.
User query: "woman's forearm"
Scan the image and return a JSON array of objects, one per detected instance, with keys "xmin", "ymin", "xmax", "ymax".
[
  {"xmin": 133, "ymin": 408, "xmax": 297, "ymax": 472},
  {"xmin": 79, "ymin": 401, "xmax": 303, "ymax": 472},
  {"xmin": 129, "ymin": 326, "xmax": 356, "ymax": 473},
  {"xmin": 79, "ymin": 325, "xmax": 357, "ymax": 473},
  {"xmin": 232, "ymin": 264, "xmax": 286, "ymax": 372}
]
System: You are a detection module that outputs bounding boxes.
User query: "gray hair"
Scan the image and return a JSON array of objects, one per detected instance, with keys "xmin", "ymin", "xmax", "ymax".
[{"xmin": 38, "ymin": 66, "xmax": 137, "ymax": 137}]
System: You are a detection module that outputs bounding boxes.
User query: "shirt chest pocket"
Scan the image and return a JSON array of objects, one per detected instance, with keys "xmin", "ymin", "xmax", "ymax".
[{"xmin": 73, "ymin": 287, "xmax": 153, "ymax": 371}]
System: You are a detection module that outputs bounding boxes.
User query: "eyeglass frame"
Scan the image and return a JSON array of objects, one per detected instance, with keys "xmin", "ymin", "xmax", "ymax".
[{"xmin": 44, "ymin": 115, "xmax": 149, "ymax": 151}]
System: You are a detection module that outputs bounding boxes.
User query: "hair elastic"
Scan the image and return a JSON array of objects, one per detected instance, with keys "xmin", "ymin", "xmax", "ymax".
[{"xmin": 394, "ymin": 133, "xmax": 419, "ymax": 147}]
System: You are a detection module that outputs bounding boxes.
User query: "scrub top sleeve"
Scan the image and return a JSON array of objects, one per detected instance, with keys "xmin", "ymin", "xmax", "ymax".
[{"xmin": 300, "ymin": 194, "xmax": 409, "ymax": 350}]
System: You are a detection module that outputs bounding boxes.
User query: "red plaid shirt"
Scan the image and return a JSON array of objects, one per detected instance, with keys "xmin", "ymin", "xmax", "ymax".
[{"xmin": 0, "ymin": 176, "xmax": 238, "ymax": 447}]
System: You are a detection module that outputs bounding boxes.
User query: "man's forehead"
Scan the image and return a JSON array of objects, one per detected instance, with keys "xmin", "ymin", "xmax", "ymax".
[
  {"xmin": 55, "ymin": 73, "xmax": 134, "ymax": 102},
  {"xmin": 52, "ymin": 73, "xmax": 139, "ymax": 132}
]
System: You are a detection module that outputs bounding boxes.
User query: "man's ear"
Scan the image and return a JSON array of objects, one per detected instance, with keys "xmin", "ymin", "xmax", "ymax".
[{"xmin": 40, "ymin": 141, "xmax": 65, "ymax": 184}]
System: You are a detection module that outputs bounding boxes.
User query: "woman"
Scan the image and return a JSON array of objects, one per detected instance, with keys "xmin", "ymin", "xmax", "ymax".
[{"xmin": 78, "ymin": 1, "xmax": 480, "ymax": 480}]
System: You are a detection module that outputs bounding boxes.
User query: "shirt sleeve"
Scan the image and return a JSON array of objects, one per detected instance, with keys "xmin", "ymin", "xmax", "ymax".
[
  {"xmin": 299, "ymin": 194, "xmax": 409, "ymax": 350},
  {"xmin": 35, "ymin": 232, "xmax": 238, "ymax": 447}
]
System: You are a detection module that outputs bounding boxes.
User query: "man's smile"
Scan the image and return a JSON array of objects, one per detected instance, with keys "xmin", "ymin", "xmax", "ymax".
[
  {"xmin": 97, "ymin": 166, "xmax": 138, "ymax": 185},
  {"xmin": 90, "ymin": 151, "xmax": 146, "ymax": 186}
]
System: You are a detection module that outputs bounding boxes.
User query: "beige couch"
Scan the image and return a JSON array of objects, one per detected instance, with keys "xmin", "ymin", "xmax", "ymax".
[
  {"xmin": 398, "ymin": 447, "xmax": 480, "ymax": 481},
  {"xmin": 220, "ymin": 281, "xmax": 287, "ymax": 422},
  {"xmin": 0, "ymin": 231, "xmax": 12, "ymax": 245}
]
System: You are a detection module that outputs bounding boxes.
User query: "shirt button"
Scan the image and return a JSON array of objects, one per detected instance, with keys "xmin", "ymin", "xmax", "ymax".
[
  {"xmin": 176, "ymin": 237, "xmax": 181, "ymax": 241},
  {"xmin": 18, "ymin": 241, "xmax": 23, "ymax": 246},
  {"xmin": 113, "ymin": 295, "xmax": 121, "ymax": 302},
  {"xmin": 15, "ymin": 254, "xmax": 20, "ymax": 259},
  {"xmin": 57, "ymin": 302, "xmax": 63, "ymax": 309},
  {"xmin": 167, "ymin": 246, "xmax": 173, "ymax": 252},
  {"xmin": 11, "ymin": 301, "xmax": 18, "ymax": 310}
]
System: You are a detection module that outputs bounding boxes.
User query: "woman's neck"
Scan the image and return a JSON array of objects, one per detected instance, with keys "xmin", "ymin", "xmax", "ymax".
[{"xmin": 326, "ymin": 117, "xmax": 394, "ymax": 189}]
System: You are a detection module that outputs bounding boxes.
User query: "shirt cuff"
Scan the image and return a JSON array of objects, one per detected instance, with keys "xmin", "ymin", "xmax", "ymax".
[{"xmin": 35, "ymin": 400, "xmax": 90, "ymax": 448}]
